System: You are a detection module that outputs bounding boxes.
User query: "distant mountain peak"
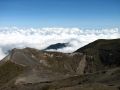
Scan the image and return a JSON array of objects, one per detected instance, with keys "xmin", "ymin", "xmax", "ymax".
[{"xmin": 44, "ymin": 43, "xmax": 69, "ymax": 50}]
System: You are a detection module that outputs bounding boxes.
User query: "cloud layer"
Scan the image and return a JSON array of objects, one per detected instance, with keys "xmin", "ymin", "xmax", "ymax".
[{"xmin": 0, "ymin": 27, "xmax": 120, "ymax": 60}]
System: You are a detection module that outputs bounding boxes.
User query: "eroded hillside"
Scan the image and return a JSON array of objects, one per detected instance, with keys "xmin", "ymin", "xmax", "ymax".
[{"xmin": 0, "ymin": 39, "xmax": 120, "ymax": 90}]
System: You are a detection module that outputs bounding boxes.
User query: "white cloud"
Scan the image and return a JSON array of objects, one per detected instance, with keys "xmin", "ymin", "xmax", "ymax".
[
  {"xmin": 0, "ymin": 48, "xmax": 6, "ymax": 60},
  {"xmin": 0, "ymin": 27, "xmax": 119, "ymax": 60}
]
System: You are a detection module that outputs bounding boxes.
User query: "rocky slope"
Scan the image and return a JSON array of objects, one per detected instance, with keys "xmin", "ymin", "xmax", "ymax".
[
  {"xmin": 75, "ymin": 39, "xmax": 120, "ymax": 72},
  {"xmin": 0, "ymin": 39, "xmax": 120, "ymax": 90}
]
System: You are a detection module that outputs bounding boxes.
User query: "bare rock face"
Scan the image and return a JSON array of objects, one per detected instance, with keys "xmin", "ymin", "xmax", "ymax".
[
  {"xmin": 0, "ymin": 39, "xmax": 120, "ymax": 90},
  {"xmin": 0, "ymin": 47, "xmax": 89, "ymax": 89},
  {"xmin": 76, "ymin": 55, "xmax": 87, "ymax": 75},
  {"xmin": 10, "ymin": 49, "xmax": 39, "ymax": 67}
]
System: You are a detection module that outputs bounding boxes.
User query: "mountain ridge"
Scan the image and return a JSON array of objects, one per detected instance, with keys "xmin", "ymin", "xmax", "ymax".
[{"xmin": 0, "ymin": 39, "xmax": 120, "ymax": 90}]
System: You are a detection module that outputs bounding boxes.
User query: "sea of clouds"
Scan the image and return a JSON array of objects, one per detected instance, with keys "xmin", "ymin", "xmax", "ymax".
[{"xmin": 0, "ymin": 27, "xmax": 120, "ymax": 60}]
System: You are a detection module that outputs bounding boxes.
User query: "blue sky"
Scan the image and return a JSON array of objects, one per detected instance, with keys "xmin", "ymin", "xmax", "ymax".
[{"xmin": 0, "ymin": 0, "xmax": 120, "ymax": 28}]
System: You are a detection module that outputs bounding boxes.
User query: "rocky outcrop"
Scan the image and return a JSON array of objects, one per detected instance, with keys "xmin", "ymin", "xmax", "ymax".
[
  {"xmin": 76, "ymin": 39, "xmax": 120, "ymax": 71},
  {"xmin": 0, "ymin": 39, "xmax": 120, "ymax": 90},
  {"xmin": 76, "ymin": 55, "xmax": 86, "ymax": 74},
  {"xmin": 0, "ymin": 47, "xmax": 89, "ymax": 89}
]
